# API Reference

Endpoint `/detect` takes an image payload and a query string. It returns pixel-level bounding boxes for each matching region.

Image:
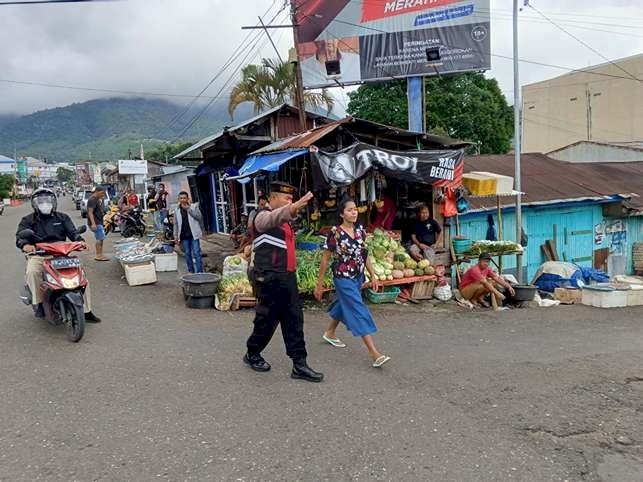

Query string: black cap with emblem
[270,181,297,196]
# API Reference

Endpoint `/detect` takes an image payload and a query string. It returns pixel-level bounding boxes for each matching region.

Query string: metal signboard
[294,0,491,89]
[118,160,148,176]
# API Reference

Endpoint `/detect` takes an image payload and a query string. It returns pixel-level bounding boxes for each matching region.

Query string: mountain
[0,97,253,162]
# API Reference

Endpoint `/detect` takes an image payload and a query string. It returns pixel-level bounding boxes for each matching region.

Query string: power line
[0,78,234,99]
[314,15,643,85]
[527,4,643,84]
[156,0,283,138]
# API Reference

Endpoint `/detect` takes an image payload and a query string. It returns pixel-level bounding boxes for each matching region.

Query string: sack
[222,255,248,277]
[434,284,453,301]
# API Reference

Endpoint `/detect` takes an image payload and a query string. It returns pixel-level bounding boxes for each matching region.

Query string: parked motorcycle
[121,207,146,238]
[18,226,88,342]
[103,205,124,235]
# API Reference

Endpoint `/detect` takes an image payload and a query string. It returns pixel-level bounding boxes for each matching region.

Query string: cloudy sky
[0,0,641,116]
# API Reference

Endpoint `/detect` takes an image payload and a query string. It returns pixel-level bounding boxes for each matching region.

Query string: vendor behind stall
[460,253,515,308]
[370,193,396,231]
[409,204,442,262]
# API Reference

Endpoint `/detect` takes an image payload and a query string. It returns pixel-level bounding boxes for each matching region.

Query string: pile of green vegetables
[217,274,253,307]
[367,229,435,281]
[296,229,323,245]
[296,249,333,294]
[463,240,522,257]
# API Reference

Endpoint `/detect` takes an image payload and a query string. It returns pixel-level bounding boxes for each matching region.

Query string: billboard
[118,160,148,176]
[75,163,93,186]
[294,0,491,89]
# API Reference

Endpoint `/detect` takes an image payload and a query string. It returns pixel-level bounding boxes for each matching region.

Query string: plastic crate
[296,241,320,251]
[124,261,157,286]
[462,173,497,196]
[154,252,178,272]
[365,286,401,304]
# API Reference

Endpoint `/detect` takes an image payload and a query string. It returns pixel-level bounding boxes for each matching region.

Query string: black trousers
[246,271,307,361]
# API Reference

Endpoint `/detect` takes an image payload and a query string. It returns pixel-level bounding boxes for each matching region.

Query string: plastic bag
[222,255,248,277]
[434,284,453,301]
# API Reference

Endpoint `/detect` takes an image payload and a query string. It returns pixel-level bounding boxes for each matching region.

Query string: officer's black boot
[291,359,324,383]
[243,353,271,372]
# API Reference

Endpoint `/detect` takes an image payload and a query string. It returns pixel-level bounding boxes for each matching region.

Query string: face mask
[38,201,54,215]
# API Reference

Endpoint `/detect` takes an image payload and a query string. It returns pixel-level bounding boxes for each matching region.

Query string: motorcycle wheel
[136,225,146,237]
[122,226,135,238]
[62,299,85,343]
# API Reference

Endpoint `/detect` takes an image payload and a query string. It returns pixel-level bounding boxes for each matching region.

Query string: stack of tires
[634,242,643,274]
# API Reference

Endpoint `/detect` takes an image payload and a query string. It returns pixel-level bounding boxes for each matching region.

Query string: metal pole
[290,0,307,132]
[513,0,523,283]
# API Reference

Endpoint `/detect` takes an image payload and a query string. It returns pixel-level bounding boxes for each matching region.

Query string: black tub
[511,284,537,302]
[181,273,221,309]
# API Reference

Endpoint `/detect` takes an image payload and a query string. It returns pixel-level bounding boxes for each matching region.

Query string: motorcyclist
[16,188,101,322]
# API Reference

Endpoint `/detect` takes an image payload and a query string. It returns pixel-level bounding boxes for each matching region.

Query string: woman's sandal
[372,355,391,368]
[323,334,347,348]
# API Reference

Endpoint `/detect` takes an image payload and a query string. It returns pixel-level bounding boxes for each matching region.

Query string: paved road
[0,199,642,481]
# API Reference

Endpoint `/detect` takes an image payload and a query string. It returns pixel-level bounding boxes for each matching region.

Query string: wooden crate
[231,294,257,311]
[411,280,435,300]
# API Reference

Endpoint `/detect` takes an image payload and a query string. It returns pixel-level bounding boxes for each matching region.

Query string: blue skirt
[328,275,378,337]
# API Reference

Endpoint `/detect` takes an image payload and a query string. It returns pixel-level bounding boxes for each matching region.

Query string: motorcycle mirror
[77,225,88,234]
[17,229,36,240]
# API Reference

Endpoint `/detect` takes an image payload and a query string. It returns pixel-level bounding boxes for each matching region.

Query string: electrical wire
[527,4,643,83]
[155,0,283,138]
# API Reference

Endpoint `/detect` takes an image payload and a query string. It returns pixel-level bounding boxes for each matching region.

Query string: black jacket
[16,212,83,249]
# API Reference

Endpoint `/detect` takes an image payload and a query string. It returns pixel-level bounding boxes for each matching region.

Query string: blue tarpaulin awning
[232,149,308,184]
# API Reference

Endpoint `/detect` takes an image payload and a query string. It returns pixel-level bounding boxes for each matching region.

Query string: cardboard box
[554,288,582,305]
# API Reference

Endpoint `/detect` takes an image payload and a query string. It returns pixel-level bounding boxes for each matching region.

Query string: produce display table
[379,275,437,286]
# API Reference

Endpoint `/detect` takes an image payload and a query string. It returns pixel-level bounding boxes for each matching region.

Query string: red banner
[361,0,461,23]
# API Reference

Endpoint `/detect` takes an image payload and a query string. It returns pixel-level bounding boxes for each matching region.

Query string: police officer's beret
[270,181,297,195]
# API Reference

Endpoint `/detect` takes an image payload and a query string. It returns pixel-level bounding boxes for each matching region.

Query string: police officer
[16,188,101,322]
[244,182,323,383]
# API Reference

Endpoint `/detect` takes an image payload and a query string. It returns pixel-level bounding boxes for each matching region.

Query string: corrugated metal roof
[253,116,468,154]
[465,153,643,211]
[173,104,332,160]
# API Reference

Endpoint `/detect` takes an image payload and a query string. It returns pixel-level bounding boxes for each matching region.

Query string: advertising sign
[75,163,93,186]
[118,159,148,176]
[17,159,27,182]
[311,142,464,189]
[294,0,491,89]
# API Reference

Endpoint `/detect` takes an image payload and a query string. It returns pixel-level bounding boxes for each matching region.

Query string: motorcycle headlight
[61,276,80,289]
[45,273,60,287]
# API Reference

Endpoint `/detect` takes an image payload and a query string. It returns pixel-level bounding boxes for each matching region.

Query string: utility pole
[513,0,523,283]
[290,0,307,132]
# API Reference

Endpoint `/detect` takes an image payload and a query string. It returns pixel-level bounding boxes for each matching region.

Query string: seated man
[460,252,515,308]
[409,204,442,262]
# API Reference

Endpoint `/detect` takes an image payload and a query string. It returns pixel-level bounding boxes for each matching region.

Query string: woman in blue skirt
[314,197,391,367]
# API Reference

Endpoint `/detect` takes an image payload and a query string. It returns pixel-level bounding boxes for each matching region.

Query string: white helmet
[31,188,57,216]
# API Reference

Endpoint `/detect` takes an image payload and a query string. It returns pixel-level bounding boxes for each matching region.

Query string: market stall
[450,172,524,285]
[224,119,469,302]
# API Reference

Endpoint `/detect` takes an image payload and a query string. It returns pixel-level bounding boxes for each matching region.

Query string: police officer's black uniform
[244,182,323,383]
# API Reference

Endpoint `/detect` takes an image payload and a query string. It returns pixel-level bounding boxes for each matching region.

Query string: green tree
[145,142,194,163]
[0,174,16,199]
[347,74,514,154]
[57,166,75,183]
[228,58,334,118]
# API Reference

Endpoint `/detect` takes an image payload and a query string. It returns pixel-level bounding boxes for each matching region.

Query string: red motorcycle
[19,228,89,342]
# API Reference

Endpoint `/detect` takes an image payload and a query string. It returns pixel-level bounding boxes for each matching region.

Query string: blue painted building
[456,154,643,281]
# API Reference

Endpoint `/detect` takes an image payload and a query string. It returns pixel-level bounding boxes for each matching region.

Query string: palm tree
[228,58,334,119]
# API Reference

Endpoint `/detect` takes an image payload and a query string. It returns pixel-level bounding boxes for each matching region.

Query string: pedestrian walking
[154,183,169,232]
[314,196,391,368]
[244,181,323,383]
[86,186,109,262]
[173,191,204,273]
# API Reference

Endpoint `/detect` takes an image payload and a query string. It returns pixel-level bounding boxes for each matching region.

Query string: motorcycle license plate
[51,257,81,269]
